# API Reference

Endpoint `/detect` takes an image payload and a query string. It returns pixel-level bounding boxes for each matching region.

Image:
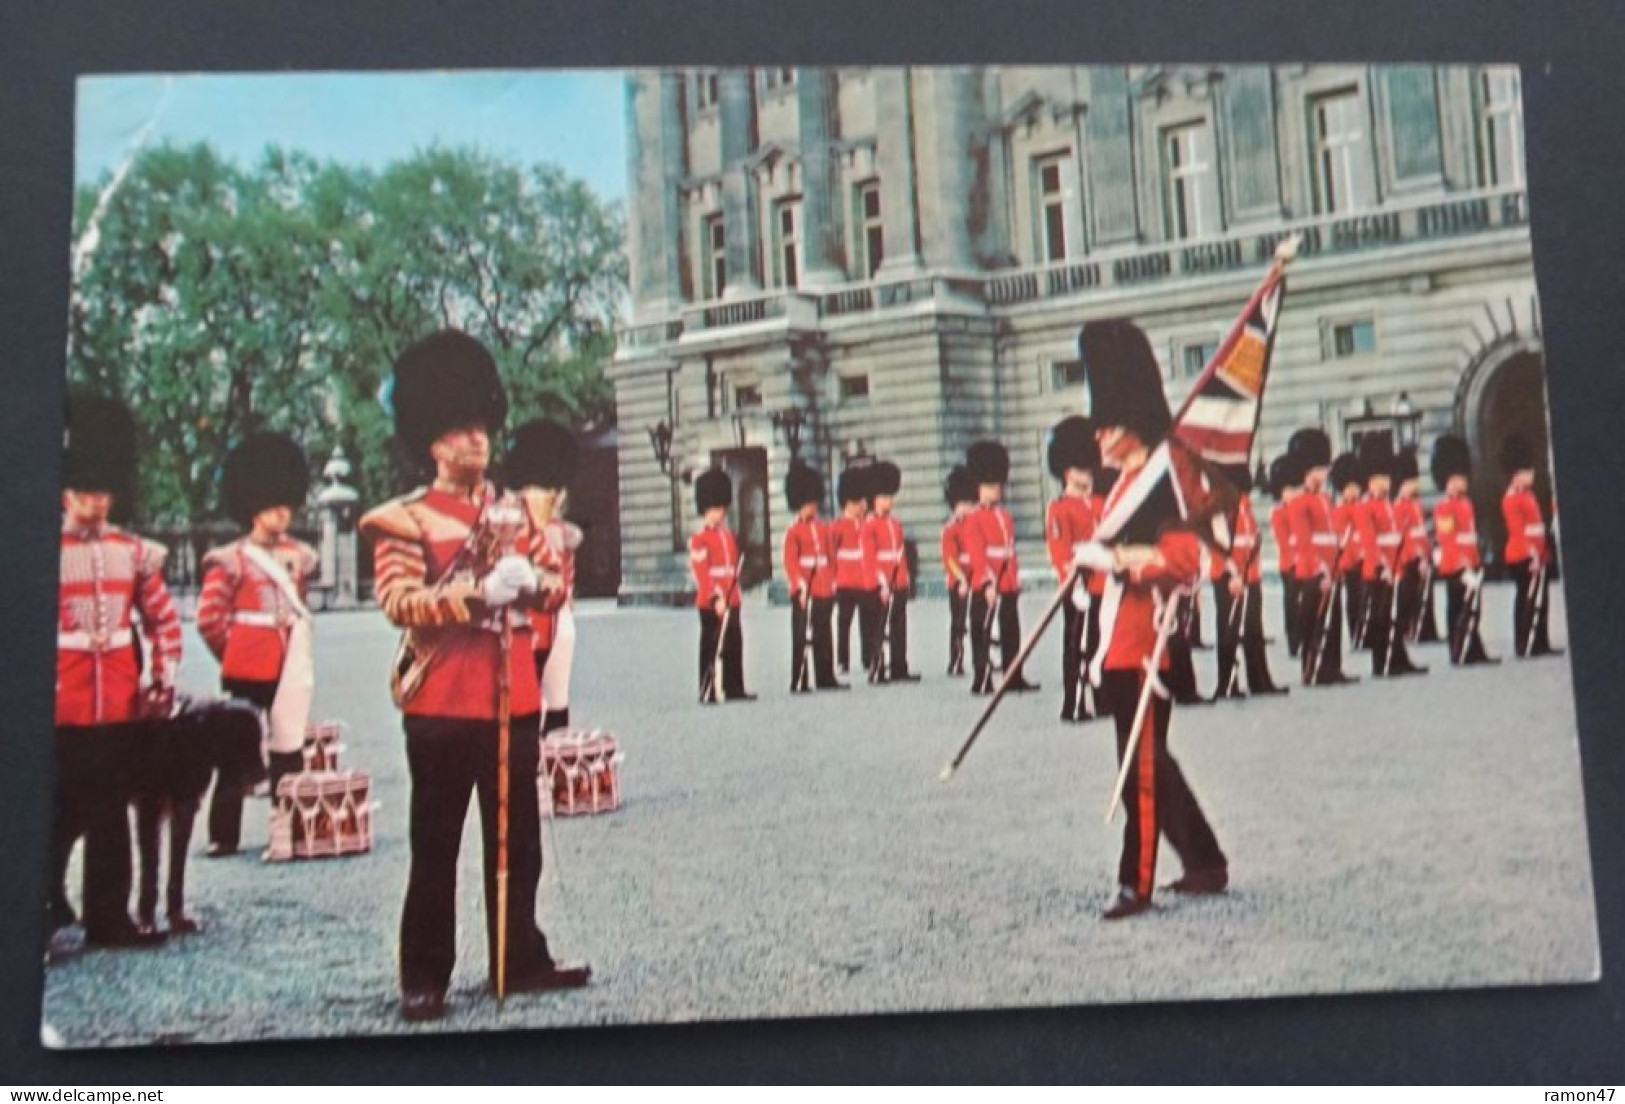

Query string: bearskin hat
[838,463,872,505]
[966,440,1010,486]
[389,330,508,460]
[1046,415,1099,481]
[868,460,902,498]
[784,459,824,511]
[1430,434,1472,491]
[1500,433,1536,474]
[1289,427,1332,469]
[223,432,308,527]
[1269,452,1307,499]
[944,465,976,508]
[506,418,578,491]
[694,468,733,514]
[1329,452,1363,493]
[1357,433,1396,485]
[62,392,138,500]
[1393,447,1420,485]
[1078,319,1171,444]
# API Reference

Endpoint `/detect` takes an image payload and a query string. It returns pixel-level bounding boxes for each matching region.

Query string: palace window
[838,373,871,403]
[694,71,720,111]
[1310,90,1372,214]
[1034,153,1069,262]
[703,214,727,300]
[1179,338,1221,379]
[854,181,884,279]
[1479,68,1525,188]
[734,384,763,410]
[1049,359,1088,391]
[1327,318,1377,359]
[1163,123,1221,241]
[760,68,796,93]
[773,200,802,290]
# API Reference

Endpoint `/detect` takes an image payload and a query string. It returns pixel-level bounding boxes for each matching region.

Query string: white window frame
[774,199,802,290]
[1163,121,1220,241]
[1033,152,1070,263]
[704,213,727,300]
[1479,68,1525,188]
[856,180,884,280]
[1310,90,1371,214]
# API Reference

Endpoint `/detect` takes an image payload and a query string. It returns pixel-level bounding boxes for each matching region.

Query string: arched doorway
[1455,338,1552,571]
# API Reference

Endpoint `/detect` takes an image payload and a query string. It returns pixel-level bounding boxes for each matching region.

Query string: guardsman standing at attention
[963,440,1038,696]
[691,468,755,702]
[1353,436,1426,677]
[941,466,976,677]
[830,465,871,677]
[782,459,844,692]
[1070,319,1228,921]
[360,330,589,1023]
[1501,434,1561,658]
[1269,452,1306,659]
[1329,451,1368,651]
[1288,428,1356,686]
[861,460,919,683]
[1211,468,1288,700]
[196,431,319,858]
[1392,447,1435,645]
[52,393,182,949]
[1045,415,1102,722]
[1430,434,1497,666]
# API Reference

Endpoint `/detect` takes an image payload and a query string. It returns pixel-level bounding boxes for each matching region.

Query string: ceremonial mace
[486,497,527,1009]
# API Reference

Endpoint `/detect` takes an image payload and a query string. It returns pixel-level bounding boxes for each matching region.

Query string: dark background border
[4,0,1622,1082]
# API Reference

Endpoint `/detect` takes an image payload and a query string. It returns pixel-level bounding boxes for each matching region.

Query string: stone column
[719,68,762,297]
[913,68,979,271]
[874,67,923,275]
[797,68,845,285]
[625,70,688,316]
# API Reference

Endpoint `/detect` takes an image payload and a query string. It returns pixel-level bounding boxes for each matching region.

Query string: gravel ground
[40,581,1598,1048]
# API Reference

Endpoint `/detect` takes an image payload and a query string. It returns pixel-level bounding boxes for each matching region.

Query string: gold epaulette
[359,489,429,542]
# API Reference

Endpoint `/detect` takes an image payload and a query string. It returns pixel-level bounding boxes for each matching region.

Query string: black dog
[131,697,263,935]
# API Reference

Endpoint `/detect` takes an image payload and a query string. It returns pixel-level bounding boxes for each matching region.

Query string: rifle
[793,584,814,693]
[1305,523,1355,686]
[1451,566,1485,664]
[1222,535,1264,698]
[1522,559,1548,657]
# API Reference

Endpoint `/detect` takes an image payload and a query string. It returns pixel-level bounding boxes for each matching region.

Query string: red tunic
[1270,500,1296,576]
[1098,466,1201,672]
[1502,487,1548,566]
[361,486,545,720]
[1395,496,1429,567]
[57,522,183,727]
[195,536,318,683]
[1357,495,1402,582]
[689,523,743,608]
[1334,499,1366,575]
[1287,491,1340,581]
[782,515,835,600]
[963,504,1020,595]
[940,515,971,591]
[1226,495,1265,585]
[1046,494,1104,595]
[861,512,911,591]
[1433,495,1482,574]
[830,514,870,591]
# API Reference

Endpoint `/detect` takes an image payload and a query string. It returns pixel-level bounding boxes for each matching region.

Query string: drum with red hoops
[266,770,374,861]
[539,730,623,817]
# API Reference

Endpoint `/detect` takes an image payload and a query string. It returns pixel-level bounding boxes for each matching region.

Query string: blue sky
[75,70,628,201]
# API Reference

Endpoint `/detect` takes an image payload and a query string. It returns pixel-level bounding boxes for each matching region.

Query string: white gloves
[482,554,538,607]
[1463,567,1484,594]
[1071,541,1115,574]
[1069,578,1091,611]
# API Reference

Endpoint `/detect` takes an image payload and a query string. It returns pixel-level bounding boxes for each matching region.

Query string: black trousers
[1365,577,1418,675]
[835,589,863,672]
[1412,564,1441,642]
[790,595,838,690]
[866,591,911,680]
[1510,559,1556,656]
[1298,575,1348,684]
[1345,572,1369,651]
[208,677,275,850]
[1280,572,1302,658]
[1214,580,1279,694]
[969,589,1023,692]
[856,590,882,676]
[698,606,747,701]
[52,723,142,938]
[1443,571,1492,664]
[947,586,968,674]
[400,712,551,994]
[1100,669,1227,900]
[1060,594,1100,718]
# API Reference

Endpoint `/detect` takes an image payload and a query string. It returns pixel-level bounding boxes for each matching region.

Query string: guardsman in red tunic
[505,418,581,736]
[1287,428,1357,686]
[1430,435,1497,665]
[360,331,589,1024]
[830,466,871,676]
[963,440,1039,696]
[52,394,180,949]
[861,460,919,683]
[1211,473,1288,700]
[1392,447,1436,645]
[195,432,318,857]
[1500,434,1561,658]
[782,460,843,693]
[1354,436,1427,677]
[1329,452,1369,651]
[1269,452,1306,659]
[1045,415,1102,722]
[690,468,754,702]
[1072,320,1228,921]
[940,466,976,677]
